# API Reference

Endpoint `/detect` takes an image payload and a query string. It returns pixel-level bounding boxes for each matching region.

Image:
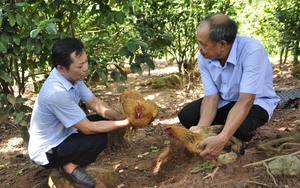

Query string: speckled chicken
[154,124,244,179]
[120,89,159,129]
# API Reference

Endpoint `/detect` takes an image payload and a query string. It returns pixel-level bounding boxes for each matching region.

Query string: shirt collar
[226,36,238,66]
[52,68,76,91]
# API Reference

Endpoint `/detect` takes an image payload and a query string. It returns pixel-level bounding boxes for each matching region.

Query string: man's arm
[74,117,130,135]
[218,92,255,142]
[190,93,219,131]
[198,92,255,160]
[72,96,130,135]
[84,95,124,120]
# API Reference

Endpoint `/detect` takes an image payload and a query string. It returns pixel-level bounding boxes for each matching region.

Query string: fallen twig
[243,151,300,168]
[263,161,277,186]
[246,180,270,187]
[258,136,299,152]
[278,143,300,151]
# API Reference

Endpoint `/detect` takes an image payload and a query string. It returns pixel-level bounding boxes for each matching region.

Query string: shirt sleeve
[48,91,86,128]
[77,81,94,101]
[240,46,268,95]
[198,53,218,96]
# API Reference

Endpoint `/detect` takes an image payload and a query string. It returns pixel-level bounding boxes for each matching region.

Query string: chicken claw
[203,166,219,180]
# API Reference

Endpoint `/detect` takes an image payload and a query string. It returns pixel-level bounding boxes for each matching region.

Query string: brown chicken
[120,89,159,129]
[154,124,244,179]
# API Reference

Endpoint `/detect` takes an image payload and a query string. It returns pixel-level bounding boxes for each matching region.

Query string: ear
[56,65,66,74]
[219,40,227,47]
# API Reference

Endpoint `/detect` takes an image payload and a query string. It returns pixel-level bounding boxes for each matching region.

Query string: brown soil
[0,61,299,188]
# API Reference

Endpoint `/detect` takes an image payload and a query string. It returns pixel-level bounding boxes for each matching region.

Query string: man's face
[196,23,223,60]
[60,50,88,84]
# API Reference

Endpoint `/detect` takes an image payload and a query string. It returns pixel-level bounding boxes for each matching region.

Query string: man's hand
[197,135,227,160]
[119,118,131,128]
[189,125,201,132]
[189,125,209,132]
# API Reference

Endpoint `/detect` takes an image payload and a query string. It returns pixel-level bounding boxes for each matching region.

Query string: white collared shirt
[28,68,93,165]
[198,35,280,119]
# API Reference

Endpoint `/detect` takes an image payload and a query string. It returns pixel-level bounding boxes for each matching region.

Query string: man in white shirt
[28,37,130,188]
[178,14,280,160]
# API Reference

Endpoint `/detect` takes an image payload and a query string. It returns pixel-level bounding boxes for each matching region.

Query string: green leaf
[45,23,57,35]
[145,58,155,70]
[159,33,174,41]
[0,9,3,28]
[16,13,23,26]
[0,70,11,83]
[110,70,121,82]
[114,64,128,81]
[67,3,81,12]
[30,29,40,39]
[16,97,28,104]
[19,105,32,113]
[134,40,148,49]
[16,169,23,176]
[15,112,25,124]
[16,2,30,7]
[190,161,212,174]
[7,12,16,27]
[135,54,154,69]
[130,63,143,75]
[126,41,136,52]
[37,20,52,30]
[1,34,9,45]
[34,42,41,53]
[7,94,16,105]
[150,145,160,152]
[13,36,20,45]
[117,85,126,93]
[0,41,7,53]
[119,46,132,57]
[44,38,53,50]
[112,11,125,24]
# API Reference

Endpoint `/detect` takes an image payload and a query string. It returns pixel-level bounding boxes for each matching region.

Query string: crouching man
[28,37,130,188]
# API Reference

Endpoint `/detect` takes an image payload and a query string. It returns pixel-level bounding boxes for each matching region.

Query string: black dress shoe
[61,166,96,188]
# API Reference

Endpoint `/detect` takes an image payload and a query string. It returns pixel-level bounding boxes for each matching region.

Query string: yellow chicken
[120,89,159,129]
[154,124,244,179]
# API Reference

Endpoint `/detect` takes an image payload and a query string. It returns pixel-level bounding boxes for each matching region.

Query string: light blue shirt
[198,35,280,119]
[28,68,93,165]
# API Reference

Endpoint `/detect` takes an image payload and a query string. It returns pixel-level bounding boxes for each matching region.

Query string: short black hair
[203,14,237,44]
[51,37,85,70]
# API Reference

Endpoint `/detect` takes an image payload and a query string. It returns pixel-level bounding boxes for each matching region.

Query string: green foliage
[1,0,299,144]
[233,0,280,56]
[155,0,236,74]
[0,93,32,126]
[275,0,300,64]
[191,161,212,174]
[0,1,59,132]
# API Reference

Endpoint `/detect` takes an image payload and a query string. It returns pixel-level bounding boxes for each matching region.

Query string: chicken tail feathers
[225,136,245,156]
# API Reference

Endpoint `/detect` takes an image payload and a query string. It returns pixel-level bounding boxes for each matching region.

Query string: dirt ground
[0,60,299,188]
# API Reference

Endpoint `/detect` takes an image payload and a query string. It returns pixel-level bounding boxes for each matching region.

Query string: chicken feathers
[155,124,245,179]
[164,125,219,154]
[120,89,159,129]
[164,124,244,156]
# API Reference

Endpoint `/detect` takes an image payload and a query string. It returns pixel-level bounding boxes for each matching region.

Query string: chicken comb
[163,125,174,138]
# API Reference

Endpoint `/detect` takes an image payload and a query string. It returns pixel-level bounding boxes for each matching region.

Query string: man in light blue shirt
[178,14,280,161]
[28,37,131,188]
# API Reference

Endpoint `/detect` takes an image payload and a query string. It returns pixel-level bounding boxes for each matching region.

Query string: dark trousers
[43,114,108,169]
[178,98,269,142]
